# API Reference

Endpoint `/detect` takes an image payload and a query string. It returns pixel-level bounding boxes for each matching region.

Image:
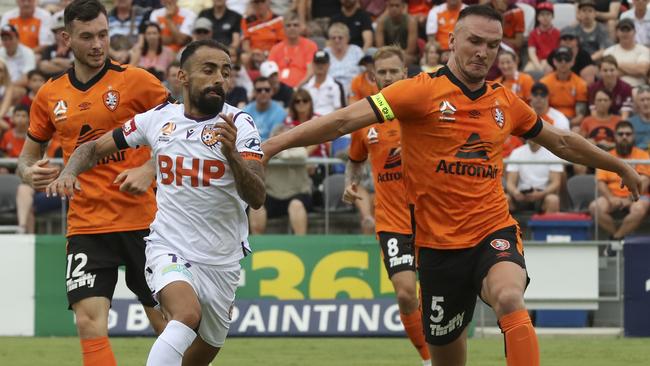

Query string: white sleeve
[425,6,440,36]
[179,9,197,36]
[234,112,264,157]
[120,112,151,148]
[37,8,54,46]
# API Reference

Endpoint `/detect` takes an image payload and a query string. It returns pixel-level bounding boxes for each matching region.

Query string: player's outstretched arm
[262,99,380,162]
[46,131,121,199]
[532,121,643,200]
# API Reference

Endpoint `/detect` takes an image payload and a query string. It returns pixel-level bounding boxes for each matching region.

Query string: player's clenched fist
[217,112,238,157]
[46,173,81,200]
[342,183,363,204]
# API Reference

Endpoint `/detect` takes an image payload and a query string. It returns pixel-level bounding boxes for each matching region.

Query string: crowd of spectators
[1,0,650,240]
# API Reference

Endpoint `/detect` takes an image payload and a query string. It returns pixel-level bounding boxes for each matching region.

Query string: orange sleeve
[27,83,55,142]
[368,73,432,122]
[348,128,368,162]
[509,91,542,138]
[128,67,169,111]
[576,78,588,103]
[521,74,533,101]
[241,18,250,39]
[276,21,286,40]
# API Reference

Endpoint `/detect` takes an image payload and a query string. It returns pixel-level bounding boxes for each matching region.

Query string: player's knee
[288,199,306,214]
[395,287,418,311]
[174,307,202,330]
[74,310,105,336]
[493,288,525,315]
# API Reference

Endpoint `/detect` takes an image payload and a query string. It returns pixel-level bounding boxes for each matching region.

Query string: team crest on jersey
[201,124,220,147]
[490,239,510,251]
[492,107,505,129]
[53,100,68,122]
[102,90,120,111]
[367,127,379,144]
[439,100,457,122]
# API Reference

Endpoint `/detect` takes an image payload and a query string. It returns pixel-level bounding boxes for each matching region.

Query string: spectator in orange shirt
[590,120,650,245]
[524,2,559,75]
[148,0,196,52]
[0,104,28,158]
[581,89,621,150]
[348,53,378,104]
[490,0,524,52]
[267,11,318,88]
[496,50,533,101]
[541,46,589,127]
[241,0,286,53]
[426,0,465,51]
[0,0,54,52]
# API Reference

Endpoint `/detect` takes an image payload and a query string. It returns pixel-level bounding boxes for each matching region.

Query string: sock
[146,320,197,366]
[400,310,431,361]
[498,309,540,366]
[80,336,116,366]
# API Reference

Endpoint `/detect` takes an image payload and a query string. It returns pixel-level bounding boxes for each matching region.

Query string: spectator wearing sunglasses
[540,46,589,128]
[603,18,650,87]
[243,76,287,140]
[259,60,294,108]
[590,120,650,249]
[549,27,597,85]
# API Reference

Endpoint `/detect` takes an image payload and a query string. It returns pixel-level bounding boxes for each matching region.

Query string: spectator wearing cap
[541,47,588,127]
[603,18,650,87]
[375,0,418,64]
[0,24,36,87]
[530,82,571,131]
[580,88,621,151]
[497,50,534,101]
[108,0,149,47]
[149,0,196,53]
[130,22,176,74]
[0,0,54,51]
[348,51,378,104]
[331,0,374,51]
[620,0,650,48]
[243,76,287,141]
[426,0,465,52]
[629,85,650,150]
[241,0,285,53]
[588,55,633,119]
[260,60,294,107]
[38,14,73,78]
[325,22,364,99]
[267,11,318,88]
[524,1,560,75]
[303,50,346,115]
[197,0,242,52]
[566,0,612,62]
[550,27,597,81]
[191,17,214,41]
[489,0,525,52]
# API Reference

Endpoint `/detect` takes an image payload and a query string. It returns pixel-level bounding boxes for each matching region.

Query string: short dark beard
[192,85,225,116]
[616,142,633,157]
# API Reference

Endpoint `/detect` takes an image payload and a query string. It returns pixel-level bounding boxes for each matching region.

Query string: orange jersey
[28,60,168,236]
[349,121,411,235]
[495,72,534,101]
[241,13,286,52]
[0,129,26,157]
[367,67,541,250]
[597,147,650,197]
[349,72,379,103]
[540,72,588,118]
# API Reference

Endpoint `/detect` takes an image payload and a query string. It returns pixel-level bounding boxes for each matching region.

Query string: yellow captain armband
[369,92,395,121]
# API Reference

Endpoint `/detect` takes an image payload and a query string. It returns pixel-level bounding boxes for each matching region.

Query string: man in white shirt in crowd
[529,82,571,131]
[0,24,35,88]
[505,139,564,214]
[620,0,650,47]
[303,50,346,115]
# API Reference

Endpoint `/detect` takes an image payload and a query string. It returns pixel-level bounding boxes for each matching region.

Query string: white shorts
[145,243,240,347]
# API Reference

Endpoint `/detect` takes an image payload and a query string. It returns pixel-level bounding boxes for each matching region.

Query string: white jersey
[119,102,263,265]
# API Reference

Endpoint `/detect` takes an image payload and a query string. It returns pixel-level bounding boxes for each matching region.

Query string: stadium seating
[0,175,21,233]
[552,3,577,31]
[566,174,596,212]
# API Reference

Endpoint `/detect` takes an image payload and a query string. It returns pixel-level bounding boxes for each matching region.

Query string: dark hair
[142,22,163,56]
[593,88,613,101]
[254,76,270,86]
[289,88,314,121]
[615,120,634,132]
[180,40,230,69]
[599,55,618,69]
[13,104,30,115]
[27,69,46,80]
[64,0,108,29]
[458,4,503,24]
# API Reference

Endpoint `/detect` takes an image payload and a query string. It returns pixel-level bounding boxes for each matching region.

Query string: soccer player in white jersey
[46,39,266,366]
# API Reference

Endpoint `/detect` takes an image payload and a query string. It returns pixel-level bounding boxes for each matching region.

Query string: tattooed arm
[226,154,266,209]
[342,159,366,204]
[17,137,59,190]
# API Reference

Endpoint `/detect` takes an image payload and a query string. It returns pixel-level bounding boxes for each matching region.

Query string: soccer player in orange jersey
[262,5,644,366]
[17,1,167,365]
[343,46,431,366]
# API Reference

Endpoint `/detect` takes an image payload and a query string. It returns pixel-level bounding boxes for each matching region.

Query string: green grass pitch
[1,336,649,365]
